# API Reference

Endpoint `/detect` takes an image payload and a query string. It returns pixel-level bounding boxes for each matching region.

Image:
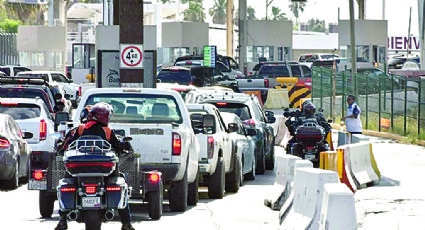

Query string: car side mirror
[202,114,216,133]
[245,127,257,136]
[328,119,333,123]
[122,136,133,142]
[54,112,69,131]
[318,108,324,113]
[54,93,62,100]
[228,123,238,133]
[54,101,65,112]
[64,94,71,100]
[22,132,33,139]
[265,110,274,117]
[283,111,291,118]
[266,116,276,124]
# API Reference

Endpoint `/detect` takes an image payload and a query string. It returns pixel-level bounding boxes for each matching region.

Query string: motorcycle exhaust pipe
[68,210,79,221]
[105,209,115,221]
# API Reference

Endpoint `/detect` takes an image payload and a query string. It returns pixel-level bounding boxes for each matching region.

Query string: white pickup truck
[68,88,200,212]
[187,104,241,198]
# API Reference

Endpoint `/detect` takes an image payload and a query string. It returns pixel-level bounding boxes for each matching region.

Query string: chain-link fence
[311,67,425,140]
[0,33,19,65]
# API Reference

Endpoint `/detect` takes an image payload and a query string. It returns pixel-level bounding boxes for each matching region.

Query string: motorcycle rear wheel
[84,210,102,230]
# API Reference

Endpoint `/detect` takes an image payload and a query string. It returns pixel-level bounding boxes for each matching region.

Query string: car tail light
[33,171,44,180]
[65,162,115,168]
[264,79,269,88]
[248,119,256,125]
[78,86,82,96]
[216,102,227,106]
[0,138,10,148]
[0,102,18,105]
[60,187,76,192]
[207,136,214,159]
[84,184,98,194]
[237,74,244,79]
[106,187,121,191]
[248,72,253,77]
[172,133,181,155]
[186,61,192,65]
[149,173,160,183]
[188,81,193,85]
[39,119,47,141]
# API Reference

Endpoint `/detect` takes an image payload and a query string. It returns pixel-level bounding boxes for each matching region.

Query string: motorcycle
[56,135,133,230]
[284,109,331,168]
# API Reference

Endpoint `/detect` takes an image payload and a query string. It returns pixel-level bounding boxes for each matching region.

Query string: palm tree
[209,0,226,25]
[289,2,306,28]
[247,5,256,20]
[271,6,288,21]
[5,2,46,25]
[183,1,206,22]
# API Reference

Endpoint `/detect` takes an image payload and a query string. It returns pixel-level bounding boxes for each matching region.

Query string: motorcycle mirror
[318,108,324,113]
[123,137,133,142]
[328,119,333,123]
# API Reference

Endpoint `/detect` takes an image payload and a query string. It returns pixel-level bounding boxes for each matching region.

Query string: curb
[330,123,425,147]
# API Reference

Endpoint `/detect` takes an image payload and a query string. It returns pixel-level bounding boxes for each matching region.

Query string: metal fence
[311,67,425,139]
[0,33,19,65]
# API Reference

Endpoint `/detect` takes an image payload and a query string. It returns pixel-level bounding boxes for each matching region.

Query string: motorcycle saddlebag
[64,154,117,176]
[106,176,129,209]
[57,178,76,210]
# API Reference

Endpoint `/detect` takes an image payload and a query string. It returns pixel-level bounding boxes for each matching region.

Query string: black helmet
[303,102,316,116]
[88,102,113,126]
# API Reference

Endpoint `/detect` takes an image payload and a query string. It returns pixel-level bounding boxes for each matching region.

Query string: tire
[187,168,199,206]
[208,157,225,199]
[169,170,188,212]
[256,146,266,175]
[3,160,19,190]
[84,210,102,230]
[244,158,256,181]
[147,183,163,220]
[20,159,29,184]
[39,191,55,218]
[225,155,241,193]
[266,141,275,170]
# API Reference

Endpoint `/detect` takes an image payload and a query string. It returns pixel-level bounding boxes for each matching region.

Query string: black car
[0,113,32,190]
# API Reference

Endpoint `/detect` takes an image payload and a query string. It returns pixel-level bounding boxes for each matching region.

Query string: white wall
[162,22,209,49]
[338,20,387,46]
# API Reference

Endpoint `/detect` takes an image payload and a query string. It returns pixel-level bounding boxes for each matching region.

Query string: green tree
[247,5,256,20]
[0,0,6,22]
[0,18,22,33]
[183,1,206,22]
[5,2,46,25]
[181,0,203,3]
[289,1,306,27]
[306,18,326,32]
[209,0,226,25]
[270,6,288,21]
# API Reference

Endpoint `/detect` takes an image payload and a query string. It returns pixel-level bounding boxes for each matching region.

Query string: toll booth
[17,26,66,72]
[338,20,388,70]
[161,22,209,65]
[95,25,157,87]
[246,20,293,73]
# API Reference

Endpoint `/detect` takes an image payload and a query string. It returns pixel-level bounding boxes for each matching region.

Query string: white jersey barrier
[345,142,381,188]
[319,183,357,230]
[271,115,287,146]
[280,168,339,230]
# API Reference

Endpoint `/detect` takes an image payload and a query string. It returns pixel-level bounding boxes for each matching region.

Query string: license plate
[305,154,315,160]
[29,180,47,190]
[82,197,101,208]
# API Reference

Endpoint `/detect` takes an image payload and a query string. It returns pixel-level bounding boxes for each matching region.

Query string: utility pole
[349,0,357,96]
[419,0,425,69]
[113,0,144,85]
[227,0,234,57]
[239,0,247,75]
[357,0,365,19]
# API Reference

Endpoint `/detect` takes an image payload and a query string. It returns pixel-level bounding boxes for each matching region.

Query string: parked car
[200,92,276,174]
[187,103,240,197]
[0,65,31,77]
[157,66,215,86]
[388,56,420,70]
[220,112,257,180]
[298,53,340,68]
[184,86,234,104]
[16,71,81,108]
[0,113,32,190]
[174,57,245,80]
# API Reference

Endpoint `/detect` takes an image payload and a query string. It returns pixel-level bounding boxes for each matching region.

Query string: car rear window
[0,89,53,112]
[0,67,10,76]
[17,73,49,82]
[0,103,41,120]
[258,65,290,77]
[212,102,252,121]
[157,69,192,84]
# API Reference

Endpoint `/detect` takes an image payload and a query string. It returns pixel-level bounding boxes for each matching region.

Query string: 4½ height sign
[120,44,144,68]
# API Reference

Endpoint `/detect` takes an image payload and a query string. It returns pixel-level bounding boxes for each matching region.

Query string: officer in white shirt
[341,95,362,134]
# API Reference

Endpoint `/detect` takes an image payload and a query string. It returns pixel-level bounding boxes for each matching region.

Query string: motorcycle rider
[55,102,135,230]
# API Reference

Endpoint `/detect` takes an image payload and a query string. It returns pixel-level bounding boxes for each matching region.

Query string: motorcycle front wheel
[84,210,102,230]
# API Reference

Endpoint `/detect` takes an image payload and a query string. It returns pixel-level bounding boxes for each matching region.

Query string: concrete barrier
[346,142,381,188]
[338,131,349,147]
[280,168,339,230]
[264,88,290,109]
[319,183,357,230]
[269,115,287,146]
[320,151,338,171]
[351,134,370,144]
[337,146,357,193]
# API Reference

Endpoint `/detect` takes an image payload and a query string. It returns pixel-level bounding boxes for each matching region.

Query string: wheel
[266,141,275,170]
[84,210,102,230]
[39,191,55,218]
[256,146,266,175]
[187,168,199,206]
[147,183,163,220]
[3,160,19,190]
[169,170,188,212]
[225,155,241,193]
[244,158,256,181]
[208,157,225,199]
[19,159,29,184]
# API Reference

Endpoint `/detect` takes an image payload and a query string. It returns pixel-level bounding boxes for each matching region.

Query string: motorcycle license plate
[28,180,47,190]
[82,197,101,208]
[305,154,315,160]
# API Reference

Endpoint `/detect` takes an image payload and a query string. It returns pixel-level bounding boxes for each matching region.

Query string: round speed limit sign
[120,44,144,68]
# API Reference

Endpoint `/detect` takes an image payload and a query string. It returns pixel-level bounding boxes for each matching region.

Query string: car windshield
[258,65,290,77]
[319,54,338,60]
[212,102,252,121]
[84,93,183,124]
[157,69,192,84]
[0,103,41,120]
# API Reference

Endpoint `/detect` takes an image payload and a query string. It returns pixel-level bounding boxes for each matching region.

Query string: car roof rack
[0,75,50,86]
